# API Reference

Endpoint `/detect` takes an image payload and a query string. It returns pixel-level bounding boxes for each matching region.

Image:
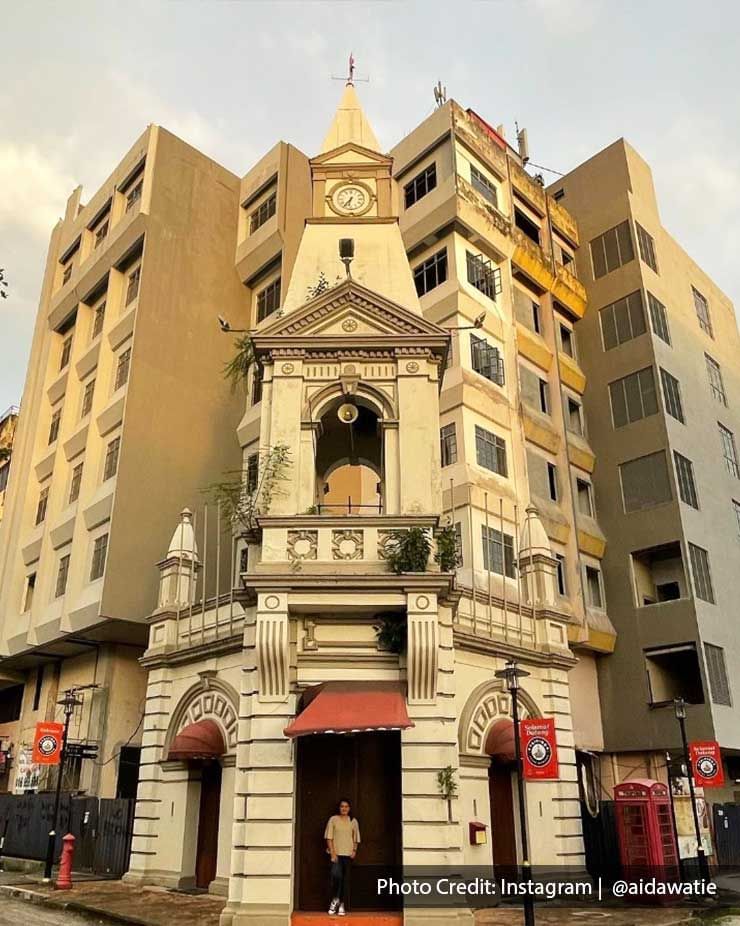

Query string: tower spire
[320,76,380,154]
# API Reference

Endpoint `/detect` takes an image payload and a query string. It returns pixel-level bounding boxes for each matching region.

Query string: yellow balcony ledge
[568,623,616,654]
[512,230,556,292]
[577,525,607,559]
[516,323,553,372]
[559,352,586,394]
[567,436,596,474]
[552,264,587,319]
[522,407,561,454]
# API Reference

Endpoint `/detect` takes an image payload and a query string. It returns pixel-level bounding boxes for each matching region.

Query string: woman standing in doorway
[325,798,360,916]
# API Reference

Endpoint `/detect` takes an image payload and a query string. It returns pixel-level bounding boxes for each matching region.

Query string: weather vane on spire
[348,52,355,86]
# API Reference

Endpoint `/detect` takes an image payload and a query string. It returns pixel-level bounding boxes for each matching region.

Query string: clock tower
[279,83,418,316]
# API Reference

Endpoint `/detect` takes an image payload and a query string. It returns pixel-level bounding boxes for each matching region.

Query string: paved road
[0,895,112,926]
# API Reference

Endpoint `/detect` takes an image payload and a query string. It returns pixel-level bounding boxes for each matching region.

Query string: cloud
[0,143,73,238]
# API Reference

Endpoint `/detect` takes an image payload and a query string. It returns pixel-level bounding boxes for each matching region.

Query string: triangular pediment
[311,142,391,168]
[253,279,449,348]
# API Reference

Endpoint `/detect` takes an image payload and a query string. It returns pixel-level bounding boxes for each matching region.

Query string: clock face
[332,184,369,215]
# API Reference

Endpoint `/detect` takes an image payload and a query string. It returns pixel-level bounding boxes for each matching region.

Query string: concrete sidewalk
[0,876,727,926]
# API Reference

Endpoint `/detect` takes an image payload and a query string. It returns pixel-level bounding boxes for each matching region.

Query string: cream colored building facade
[552,141,740,799]
[124,88,612,924]
[0,128,248,795]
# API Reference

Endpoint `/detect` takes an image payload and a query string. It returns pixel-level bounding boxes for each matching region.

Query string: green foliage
[434,525,460,573]
[383,527,431,575]
[206,443,291,535]
[306,272,332,300]
[437,765,458,801]
[373,611,407,655]
[223,334,255,392]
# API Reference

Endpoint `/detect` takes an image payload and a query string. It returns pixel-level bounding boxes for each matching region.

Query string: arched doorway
[168,718,225,891]
[315,399,383,514]
[486,719,518,870]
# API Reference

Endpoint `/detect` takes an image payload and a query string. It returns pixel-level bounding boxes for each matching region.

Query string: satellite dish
[338,403,359,424]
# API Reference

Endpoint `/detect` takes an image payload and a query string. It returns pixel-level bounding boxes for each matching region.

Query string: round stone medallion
[281,362,295,374]
[406,361,420,373]
[265,595,280,610]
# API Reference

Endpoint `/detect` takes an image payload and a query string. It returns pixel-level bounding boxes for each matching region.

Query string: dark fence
[581,799,621,880]
[714,802,740,867]
[0,793,134,876]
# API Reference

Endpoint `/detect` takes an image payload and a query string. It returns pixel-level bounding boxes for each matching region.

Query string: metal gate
[0,793,134,876]
[581,800,621,881]
[713,803,740,866]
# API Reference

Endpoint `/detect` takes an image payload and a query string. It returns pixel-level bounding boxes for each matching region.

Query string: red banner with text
[522,717,559,780]
[689,740,724,788]
[32,721,64,765]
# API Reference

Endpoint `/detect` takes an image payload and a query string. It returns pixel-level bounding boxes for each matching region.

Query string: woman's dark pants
[330,856,351,903]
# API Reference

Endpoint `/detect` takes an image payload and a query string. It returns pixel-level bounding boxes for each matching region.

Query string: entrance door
[296,731,402,911]
[489,761,517,869]
[195,762,222,889]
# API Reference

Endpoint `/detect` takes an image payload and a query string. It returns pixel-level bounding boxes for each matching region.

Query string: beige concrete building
[0,127,248,796]
[0,406,19,529]
[124,87,614,924]
[553,140,740,800]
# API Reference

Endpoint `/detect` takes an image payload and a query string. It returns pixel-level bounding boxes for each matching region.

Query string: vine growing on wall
[206,443,292,537]
[434,525,461,573]
[223,333,256,392]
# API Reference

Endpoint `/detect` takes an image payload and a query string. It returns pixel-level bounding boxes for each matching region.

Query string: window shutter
[705,644,732,706]
[620,451,672,512]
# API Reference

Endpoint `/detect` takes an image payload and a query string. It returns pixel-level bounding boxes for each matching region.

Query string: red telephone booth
[614,779,679,873]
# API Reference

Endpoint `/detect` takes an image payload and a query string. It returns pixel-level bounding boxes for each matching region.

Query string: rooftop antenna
[434,80,447,108]
[515,121,530,165]
[331,53,369,86]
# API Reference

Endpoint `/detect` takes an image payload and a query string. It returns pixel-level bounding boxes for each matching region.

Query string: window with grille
[470,165,498,207]
[81,379,95,419]
[440,424,457,467]
[556,554,567,596]
[48,408,61,445]
[466,251,501,301]
[35,486,49,525]
[705,354,726,406]
[256,277,281,322]
[471,335,504,385]
[705,643,731,706]
[693,287,713,337]
[103,437,121,481]
[125,181,143,213]
[91,301,106,340]
[60,336,73,370]
[635,222,658,272]
[719,423,739,478]
[599,291,646,350]
[250,191,277,233]
[647,293,670,344]
[55,554,70,599]
[413,248,447,296]
[481,525,515,578]
[475,425,507,476]
[114,348,131,391]
[404,163,436,208]
[585,566,603,608]
[246,453,259,493]
[576,479,594,517]
[609,367,658,427]
[94,219,109,249]
[674,453,699,509]
[688,542,715,603]
[69,462,83,504]
[660,369,684,423]
[619,451,672,512]
[590,221,634,279]
[125,266,140,306]
[90,533,109,581]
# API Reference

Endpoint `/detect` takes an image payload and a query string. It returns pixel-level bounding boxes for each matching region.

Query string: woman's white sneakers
[328,899,339,915]
[338,903,346,916]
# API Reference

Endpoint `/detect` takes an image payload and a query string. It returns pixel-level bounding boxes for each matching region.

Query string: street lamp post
[673,697,710,881]
[43,689,82,882]
[495,660,535,926]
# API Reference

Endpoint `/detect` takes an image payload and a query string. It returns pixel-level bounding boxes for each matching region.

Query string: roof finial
[347,52,355,86]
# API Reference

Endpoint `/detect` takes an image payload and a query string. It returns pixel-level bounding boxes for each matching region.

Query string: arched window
[315,399,383,514]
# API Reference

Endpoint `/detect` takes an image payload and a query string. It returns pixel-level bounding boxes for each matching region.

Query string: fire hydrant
[55,833,75,890]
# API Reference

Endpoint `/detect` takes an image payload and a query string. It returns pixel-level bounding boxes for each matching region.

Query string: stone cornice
[453,628,577,669]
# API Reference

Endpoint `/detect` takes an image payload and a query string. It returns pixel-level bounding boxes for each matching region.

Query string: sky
[2,0,739,411]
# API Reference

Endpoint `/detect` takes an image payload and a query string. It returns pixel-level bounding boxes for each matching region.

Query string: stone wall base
[404,909,474,926]
[122,869,195,891]
[222,903,291,926]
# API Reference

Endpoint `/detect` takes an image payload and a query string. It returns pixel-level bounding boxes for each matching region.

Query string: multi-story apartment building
[0,405,19,527]
[553,140,740,799]
[123,86,614,922]
[0,127,248,796]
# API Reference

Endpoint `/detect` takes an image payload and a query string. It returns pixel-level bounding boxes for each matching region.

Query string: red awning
[168,719,225,760]
[485,718,516,763]
[284,682,414,738]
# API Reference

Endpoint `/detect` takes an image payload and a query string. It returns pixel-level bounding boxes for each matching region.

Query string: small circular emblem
[415,595,430,610]
[406,361,420,373]
[526,737,553,768]
[342,318,358,332]
[37,734,59,757]
[696,756,718,779]
[281,362,295,374]
[265,595,280,610]
[343,364,357,375]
